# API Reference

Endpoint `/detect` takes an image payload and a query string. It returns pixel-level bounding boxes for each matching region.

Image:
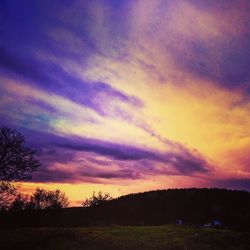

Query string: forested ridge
[1,188,250,230]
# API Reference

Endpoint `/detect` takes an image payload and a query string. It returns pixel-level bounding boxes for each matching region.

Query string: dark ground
[1,225,250,250]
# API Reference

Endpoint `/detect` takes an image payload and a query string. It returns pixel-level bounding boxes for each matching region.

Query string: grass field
[1,225,250,250]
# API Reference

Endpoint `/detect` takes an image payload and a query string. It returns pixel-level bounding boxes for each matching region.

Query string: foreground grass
[0,225,250,250]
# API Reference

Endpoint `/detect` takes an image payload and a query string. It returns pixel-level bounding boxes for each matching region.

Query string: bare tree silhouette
[0,126,40,181]
[0,126,40,210]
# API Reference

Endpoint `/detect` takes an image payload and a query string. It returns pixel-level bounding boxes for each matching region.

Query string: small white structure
[203,220,222,228]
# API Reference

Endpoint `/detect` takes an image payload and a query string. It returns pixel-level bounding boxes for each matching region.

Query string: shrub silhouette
[82,191,113,207]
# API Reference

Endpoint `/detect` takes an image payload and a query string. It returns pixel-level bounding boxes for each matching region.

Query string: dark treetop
[0,127,40,181]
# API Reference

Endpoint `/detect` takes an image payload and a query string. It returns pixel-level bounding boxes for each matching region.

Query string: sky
[0,0,250,205]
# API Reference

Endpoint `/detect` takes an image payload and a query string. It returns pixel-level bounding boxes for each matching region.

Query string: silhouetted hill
[91,188,250,230]
[1,188,250,230]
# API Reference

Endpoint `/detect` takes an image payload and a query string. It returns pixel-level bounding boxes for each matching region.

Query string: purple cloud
[167,1,250,91]
[7,127,211,183]
[171,38,250,90]
[212,178,250,191]
[0,47,142,114]
[0,0,143,124]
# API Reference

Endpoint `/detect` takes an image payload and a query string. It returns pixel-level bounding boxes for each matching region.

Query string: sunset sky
[1,0,250,205]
